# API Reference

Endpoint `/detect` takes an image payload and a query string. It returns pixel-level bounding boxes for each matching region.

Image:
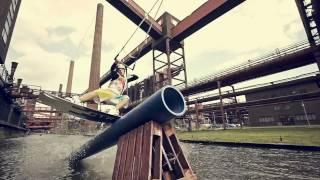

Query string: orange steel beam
[28,125,54,129]
[172,0,245,42]
[106,0,162,39]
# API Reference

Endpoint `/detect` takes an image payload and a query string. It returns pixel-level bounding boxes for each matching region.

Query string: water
[0,134,116,179]
[0,135,320,179]
[183,143,320,180]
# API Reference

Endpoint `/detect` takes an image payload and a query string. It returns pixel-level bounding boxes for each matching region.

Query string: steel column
[218,81,226,130]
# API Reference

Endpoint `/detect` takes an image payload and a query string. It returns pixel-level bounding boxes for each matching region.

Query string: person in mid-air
[70,61,138,116]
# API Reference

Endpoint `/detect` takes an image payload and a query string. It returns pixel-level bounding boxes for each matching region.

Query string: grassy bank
[177,126,320,146]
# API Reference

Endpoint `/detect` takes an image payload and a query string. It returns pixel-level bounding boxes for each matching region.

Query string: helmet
[117,63,126,70]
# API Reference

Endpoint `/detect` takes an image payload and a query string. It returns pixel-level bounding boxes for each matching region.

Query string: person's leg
[79,91,98,102]
[115,95,130,110]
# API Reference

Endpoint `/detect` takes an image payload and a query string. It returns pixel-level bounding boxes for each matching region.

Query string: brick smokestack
[58,84,63,97]
[88,3,103,110]
[66,60,74,95]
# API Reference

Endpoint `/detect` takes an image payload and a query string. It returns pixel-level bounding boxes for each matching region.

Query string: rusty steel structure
[99,0,246,86]
[91,0,320,131]
[186,72,320,125]
[187,72,320,105]
[181,41,320,96]
[9,82,80,131]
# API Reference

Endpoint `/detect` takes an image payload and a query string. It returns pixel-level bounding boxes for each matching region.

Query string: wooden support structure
[113,121,197,180]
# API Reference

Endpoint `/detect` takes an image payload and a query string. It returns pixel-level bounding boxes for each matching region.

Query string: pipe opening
[162,87,186,115]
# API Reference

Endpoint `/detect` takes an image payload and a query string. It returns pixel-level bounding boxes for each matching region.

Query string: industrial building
[0,0,21,64]
[246,74,320,126]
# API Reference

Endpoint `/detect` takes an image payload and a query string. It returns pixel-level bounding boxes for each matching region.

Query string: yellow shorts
[94,88,129,106]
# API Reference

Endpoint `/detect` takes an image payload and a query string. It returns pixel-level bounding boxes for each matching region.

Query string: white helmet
[117,63,126,70]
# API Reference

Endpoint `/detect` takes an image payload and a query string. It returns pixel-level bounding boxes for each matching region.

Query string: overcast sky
[5,0,319,94]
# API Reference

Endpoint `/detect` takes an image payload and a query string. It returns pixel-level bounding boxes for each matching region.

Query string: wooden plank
[169,134,191,169]
[124,129,138,179]
[151,122,162,179]
[139,122,153,180]
[117,134,130,180]
[162,129,185,179]
[113,121,196,180]
[133,124,144,180]
[163,123,197,180]
[112,136,125,180]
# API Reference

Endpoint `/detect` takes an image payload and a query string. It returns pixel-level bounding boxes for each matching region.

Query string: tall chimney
[66,60,74,96]
[58,84,63,97]
[88,3,103,110]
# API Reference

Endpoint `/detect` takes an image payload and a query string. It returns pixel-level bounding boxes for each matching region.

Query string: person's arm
[127,74,138,83]
[110,62,119,80]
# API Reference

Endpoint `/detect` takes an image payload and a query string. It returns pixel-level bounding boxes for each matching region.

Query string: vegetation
[177,126,320,146]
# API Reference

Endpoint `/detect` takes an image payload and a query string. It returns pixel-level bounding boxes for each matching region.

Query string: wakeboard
[38,92,119,124]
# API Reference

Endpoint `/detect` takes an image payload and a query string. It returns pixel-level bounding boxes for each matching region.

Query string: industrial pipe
[70,85,186,163]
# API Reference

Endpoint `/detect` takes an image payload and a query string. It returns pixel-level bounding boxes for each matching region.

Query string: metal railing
[188,71,320,102]
[180,41,314,89]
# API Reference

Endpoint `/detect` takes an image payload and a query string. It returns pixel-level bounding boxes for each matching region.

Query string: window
[4,21,9,34]
[308,114,316,120]
[2,30,7,44]
[10,3,15,18]
[300,89,307,94]
[7,14,12,27]
[274,106,280,111]
[259,116,274,123]
[295,114,317,121]
[12,0,17,8]
[284,105,290,110]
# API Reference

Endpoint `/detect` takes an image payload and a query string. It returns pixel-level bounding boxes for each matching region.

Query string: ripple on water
[0,134,116,179]
[0,135,320,179]
[181,143,320,180]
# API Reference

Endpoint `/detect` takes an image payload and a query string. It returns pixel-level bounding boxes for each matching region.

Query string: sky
[5,0,319,94]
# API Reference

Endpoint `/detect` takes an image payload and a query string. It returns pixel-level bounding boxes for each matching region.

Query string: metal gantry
[99,0,246,86]
[152,41,188,90]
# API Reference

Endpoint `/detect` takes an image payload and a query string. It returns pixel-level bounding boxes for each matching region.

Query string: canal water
[0,134,319,179]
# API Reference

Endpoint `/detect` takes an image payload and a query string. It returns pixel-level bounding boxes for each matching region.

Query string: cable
[74,15,96,61]
[114,0,164,64]
[124,0,164,71]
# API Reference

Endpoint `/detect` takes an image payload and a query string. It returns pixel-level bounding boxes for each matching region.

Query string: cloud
[46,26,76,37]
[36,36,89,59]
[102,42,115,53]
[6,47,26,60]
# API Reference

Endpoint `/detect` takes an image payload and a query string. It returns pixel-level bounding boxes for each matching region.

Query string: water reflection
[0,135,319,179]
[183,143,320,180]
[0,134,116,179]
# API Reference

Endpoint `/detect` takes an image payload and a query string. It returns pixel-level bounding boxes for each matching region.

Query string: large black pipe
[70,85,186,163]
